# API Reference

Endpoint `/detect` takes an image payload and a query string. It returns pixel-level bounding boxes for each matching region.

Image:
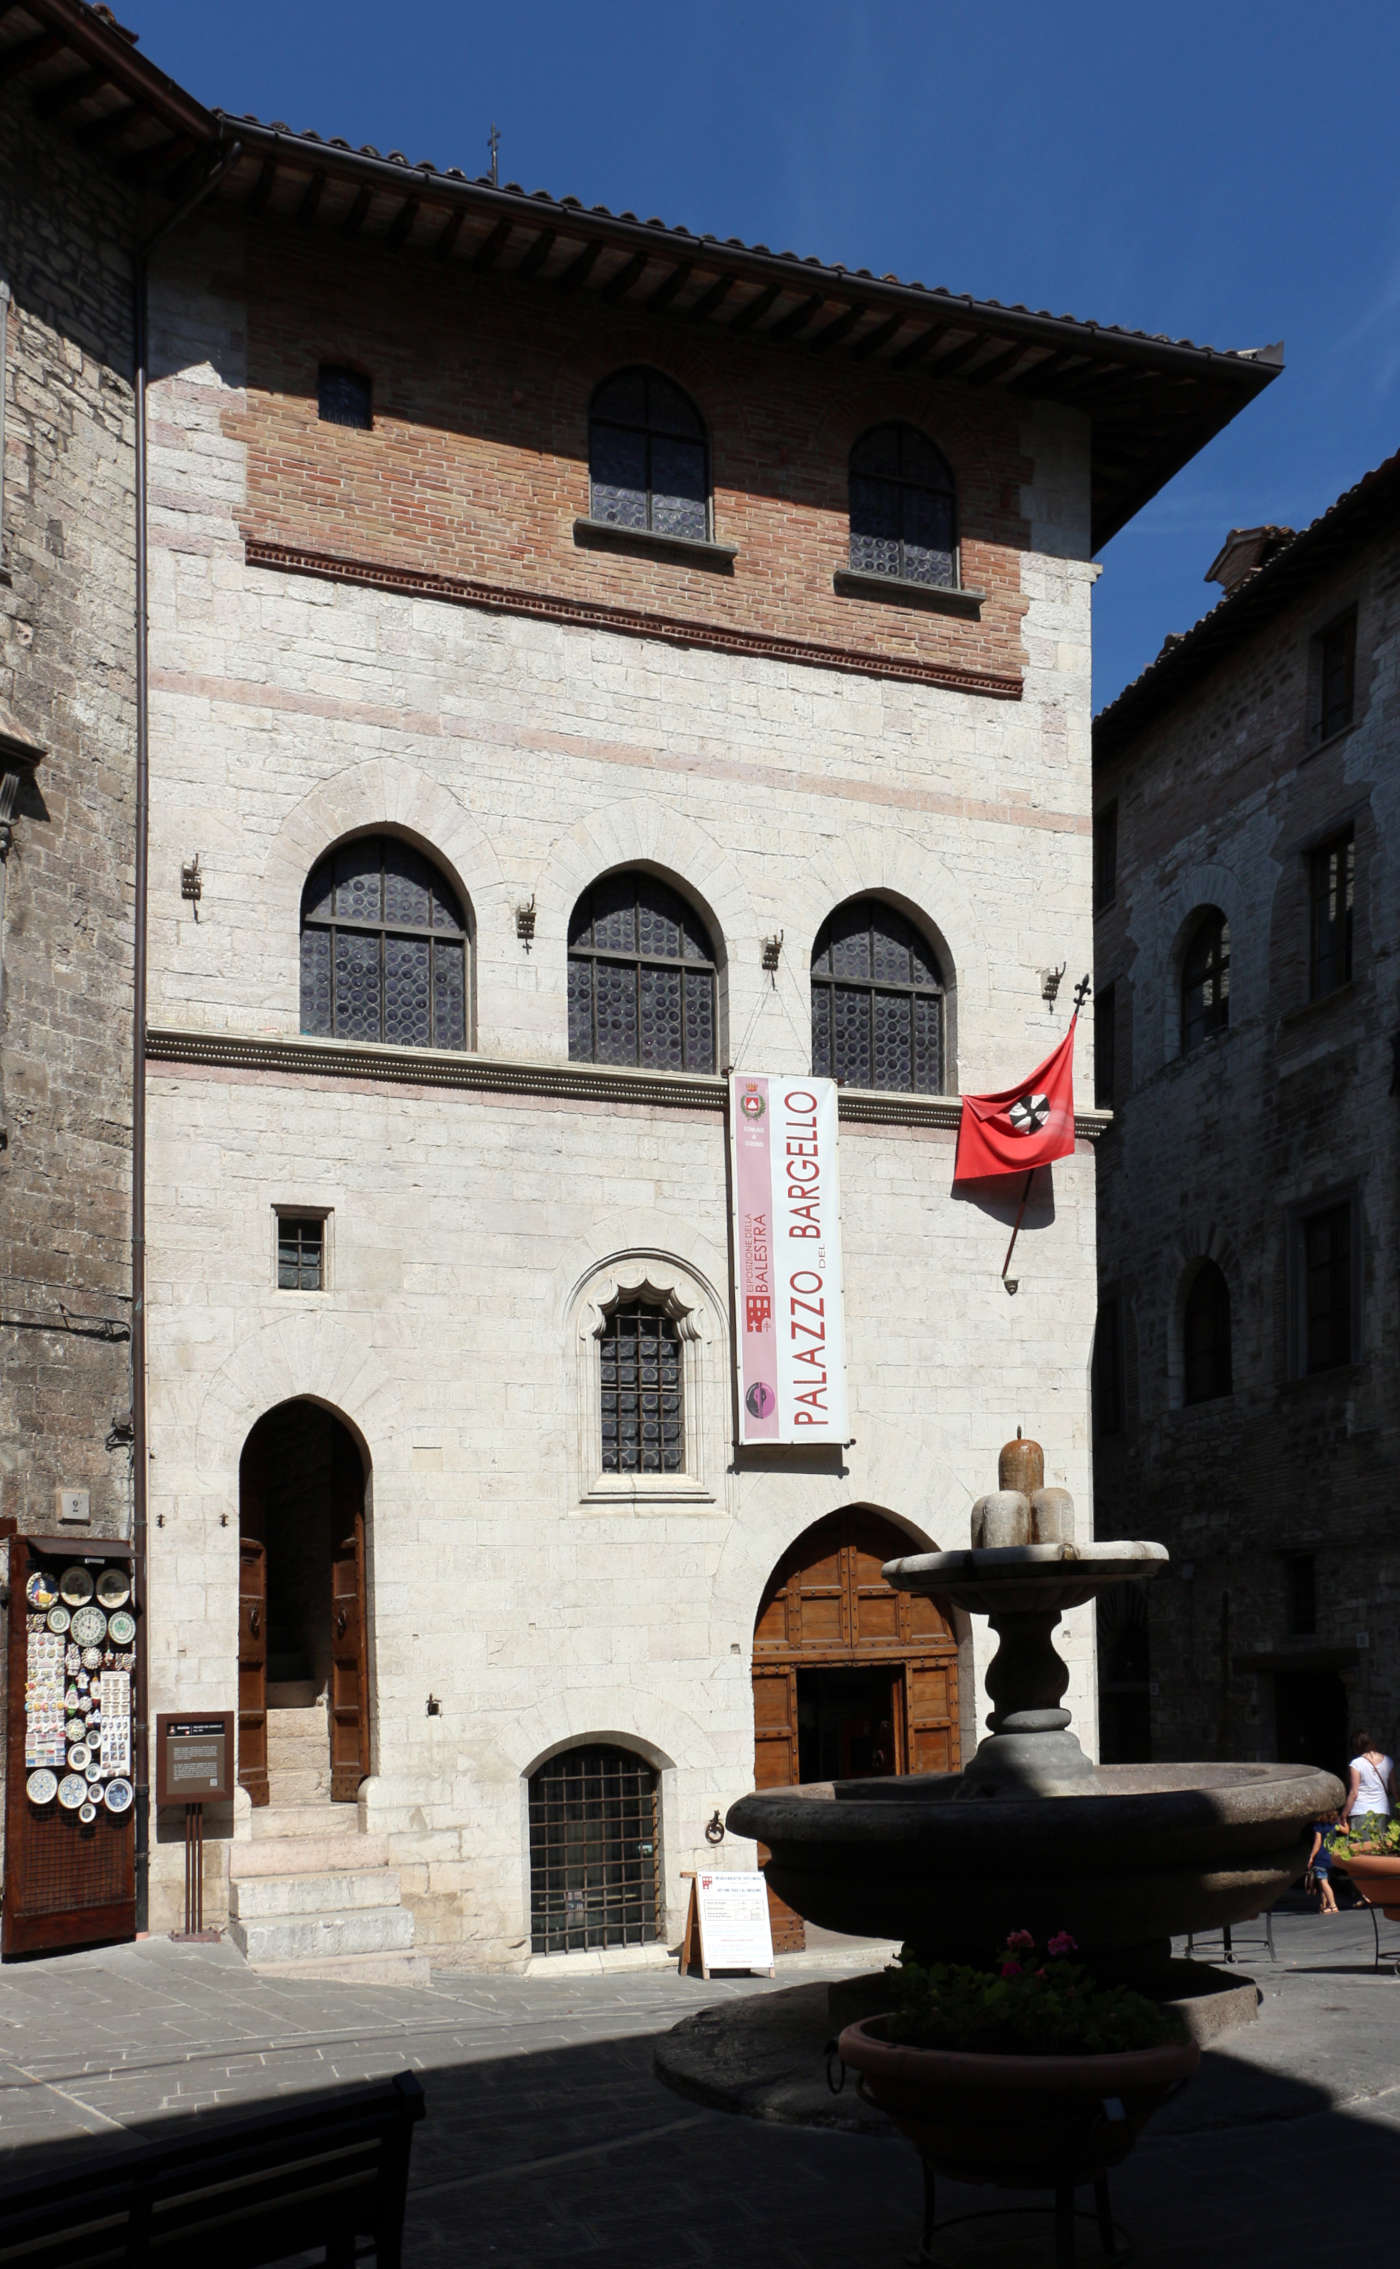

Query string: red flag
[953,1016,1079,1182]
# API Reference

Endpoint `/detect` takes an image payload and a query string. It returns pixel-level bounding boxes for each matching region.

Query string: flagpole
[1000,974,1089,1289]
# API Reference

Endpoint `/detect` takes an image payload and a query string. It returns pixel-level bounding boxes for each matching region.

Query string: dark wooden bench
[0,2068,424,2268]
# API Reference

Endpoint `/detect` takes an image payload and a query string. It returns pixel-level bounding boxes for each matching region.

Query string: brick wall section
[1094,521,1400,1766]
[224,222,1033,686]
[0,90,137,1539]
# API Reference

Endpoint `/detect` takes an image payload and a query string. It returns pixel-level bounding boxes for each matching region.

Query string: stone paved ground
[0,1905,1396,2264]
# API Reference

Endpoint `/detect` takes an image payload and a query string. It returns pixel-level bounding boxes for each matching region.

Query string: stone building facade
[1093,455,1400,1778]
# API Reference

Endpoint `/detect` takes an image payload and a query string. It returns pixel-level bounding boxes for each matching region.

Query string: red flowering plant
[884,1930,1185,2056]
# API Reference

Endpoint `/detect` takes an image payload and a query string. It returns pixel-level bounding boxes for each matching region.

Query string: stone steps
[229,1900,415,1967]
[234,1832,390,1876]
[250,1801,360,1840]
[230,1869,399,1921]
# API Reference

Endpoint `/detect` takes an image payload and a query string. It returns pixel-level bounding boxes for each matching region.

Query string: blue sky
[129,0,1400,706]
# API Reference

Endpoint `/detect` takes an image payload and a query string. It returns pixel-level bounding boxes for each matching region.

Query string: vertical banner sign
[730,1075,849,1444]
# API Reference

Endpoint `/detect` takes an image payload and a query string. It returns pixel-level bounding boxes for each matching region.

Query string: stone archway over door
[238,1401,371,1807]
[752,1508,959,1951]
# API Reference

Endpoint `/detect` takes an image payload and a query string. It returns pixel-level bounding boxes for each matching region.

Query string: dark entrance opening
[238,1400,370,1807]
[797,1665,899,1781]
[1274,1669,1349,1782]
[527,1744,661,1954]
[1097,1584,1151,1764]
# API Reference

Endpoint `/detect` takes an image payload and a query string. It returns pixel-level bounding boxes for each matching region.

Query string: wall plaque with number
[156,1712,234,1804]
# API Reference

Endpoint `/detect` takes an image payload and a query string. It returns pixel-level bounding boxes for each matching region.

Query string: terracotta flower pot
[1333,1850,1400,1919]
[836,2015,1200,2190]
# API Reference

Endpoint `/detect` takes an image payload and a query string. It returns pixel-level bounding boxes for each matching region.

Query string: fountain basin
[728,1761,1342,1959]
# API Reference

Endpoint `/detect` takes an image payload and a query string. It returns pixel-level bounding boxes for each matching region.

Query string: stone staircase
[227,1689,426,1985]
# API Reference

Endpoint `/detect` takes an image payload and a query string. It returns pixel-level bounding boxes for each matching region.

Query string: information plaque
[156,1712,235,1805]
[679,1867,776,1979]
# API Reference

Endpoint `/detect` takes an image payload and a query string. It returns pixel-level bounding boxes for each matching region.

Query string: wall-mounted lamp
[761,931,783,975]
[181,854,202,916]
[1040,961,1065,1009]
[515,896,537,947]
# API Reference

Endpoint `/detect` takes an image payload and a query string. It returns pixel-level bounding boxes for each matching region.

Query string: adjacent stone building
[1093,454,1400,1778]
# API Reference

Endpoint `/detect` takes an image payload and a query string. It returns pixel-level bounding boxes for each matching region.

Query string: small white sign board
[681,1868,775,1978]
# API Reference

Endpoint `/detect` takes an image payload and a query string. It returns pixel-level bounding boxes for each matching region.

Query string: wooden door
[906,1655,960,1773]
[750,1665,806,1952]
[329,1424,370,1802]
[237,1537,269,1807]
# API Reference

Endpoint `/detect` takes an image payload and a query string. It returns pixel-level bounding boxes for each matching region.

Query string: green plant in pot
[837,1930,1199,2191]
[1330,1814,1400,1918]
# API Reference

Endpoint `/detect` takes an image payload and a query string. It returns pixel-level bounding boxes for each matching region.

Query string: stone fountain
[728,1433,1341,1969]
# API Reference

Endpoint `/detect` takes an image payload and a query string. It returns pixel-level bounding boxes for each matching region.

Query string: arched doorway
[527,1743,662,1955]
[238,1400,370,1807]
[752,1507,960,1949]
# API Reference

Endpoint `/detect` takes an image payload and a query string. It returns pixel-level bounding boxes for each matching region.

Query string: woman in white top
[1342,1729,1394,1828]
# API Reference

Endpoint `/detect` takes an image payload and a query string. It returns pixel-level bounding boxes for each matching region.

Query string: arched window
[1180,910,1229,1052]
[589,367,708,541]
[849,422,956,587]
[300,836,468,1048]
[528,1743,661,1954]
[567,870,717,1071]
[811,897,944,1093]
[1183,1260,1232,1404]
[600,1297,683,1475]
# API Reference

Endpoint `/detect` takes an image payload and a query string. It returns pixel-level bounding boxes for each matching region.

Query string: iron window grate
[600,1299,683,1474]
[528,1745,661,1954]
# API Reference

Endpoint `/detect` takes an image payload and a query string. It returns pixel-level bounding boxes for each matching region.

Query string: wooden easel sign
[679,1868,776,1978]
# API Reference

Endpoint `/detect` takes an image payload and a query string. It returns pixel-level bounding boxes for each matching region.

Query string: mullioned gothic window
[567,871,717,1072]
[589,368,709,542]
[848,423,957,587]
[300,836,468,1048]
[811,897,944,1093]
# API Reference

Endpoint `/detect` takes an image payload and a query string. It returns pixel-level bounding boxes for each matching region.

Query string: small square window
[276,1214,326,1291]
[1296,1199,1354,1374]
[1093,803,1118,914]
[1308,830,1354,999]
[1311,611,1355,744]
[317,364,372,430]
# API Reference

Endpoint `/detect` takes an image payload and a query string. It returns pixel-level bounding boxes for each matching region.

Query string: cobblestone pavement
[0,1905,1396,2264]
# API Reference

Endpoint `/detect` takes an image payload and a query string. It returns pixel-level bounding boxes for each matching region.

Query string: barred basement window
[1180,909,1229,1053]
[528,1744,661,1954]
[276,1215,325,1292]
[849,422,956,587]
[567,870,717,1071]
[599,1298,683,1474]
[300,836,468,1048]
[318,364,372,429]
[811,896,944,1093]
[589,367,708,541]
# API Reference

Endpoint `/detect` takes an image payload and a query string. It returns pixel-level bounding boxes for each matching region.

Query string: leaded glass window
[589,367,709,541]
[568,871,717,1071]
[849,423,956,587]
[811,898,944,1093]
[300,837,468,1048]
[599,1299,683,1474]
[1180,910,1229,1053]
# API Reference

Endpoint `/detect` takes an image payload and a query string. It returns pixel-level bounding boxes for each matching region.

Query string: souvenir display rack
[3,1534,138,1958]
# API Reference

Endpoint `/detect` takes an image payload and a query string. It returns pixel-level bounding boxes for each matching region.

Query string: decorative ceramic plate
[59,1567,94,1608]
[25,1572,59,1610]
[105,1778,133,1814]
[26,1770,57,1806]
[81,1647,102,1670]
[66,1718,85,1744]
[95,1571,130,1608]
[57,1775,87,1809]
[107,1611,136,1646]
[78,1801,98,1823]
[70,1605,107,1646]
[46,1605,71,1635]
[85,1762,103,1782]
[67,1742,90,1771]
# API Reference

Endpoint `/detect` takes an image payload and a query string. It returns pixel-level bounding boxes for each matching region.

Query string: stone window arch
[589,366,709,541]
[567,868,718,1072]
[300,834,470,1048]
[849,422,957,587]
[1183,1259,1233,1404]
[572,1257,718,1505]
[810,895,945,1092]
[1180,907,1229,1054]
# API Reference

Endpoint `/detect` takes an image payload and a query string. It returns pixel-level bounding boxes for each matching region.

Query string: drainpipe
[131,142,239,1933]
